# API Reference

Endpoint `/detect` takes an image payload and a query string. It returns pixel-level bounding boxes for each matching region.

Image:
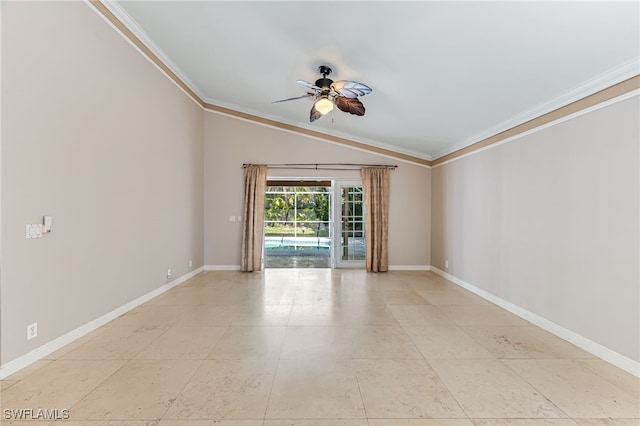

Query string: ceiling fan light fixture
[274,65,371,123]
[315,97,334,115]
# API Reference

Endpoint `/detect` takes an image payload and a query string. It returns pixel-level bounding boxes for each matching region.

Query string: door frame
[332,180,365,269]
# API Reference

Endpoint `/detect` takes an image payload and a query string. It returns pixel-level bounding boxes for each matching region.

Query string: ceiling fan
[273,65,372,122]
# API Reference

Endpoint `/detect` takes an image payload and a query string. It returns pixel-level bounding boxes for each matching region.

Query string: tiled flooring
[264,252,331,268]
[1,270,638,425]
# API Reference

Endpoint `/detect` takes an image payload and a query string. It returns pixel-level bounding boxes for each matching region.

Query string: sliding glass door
[334,181,365,268]
[264,182,332,268]
[263,179,365,269]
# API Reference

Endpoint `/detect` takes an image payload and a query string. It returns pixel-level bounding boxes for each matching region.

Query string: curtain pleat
[361,167,390,272]
[241,165,267,272]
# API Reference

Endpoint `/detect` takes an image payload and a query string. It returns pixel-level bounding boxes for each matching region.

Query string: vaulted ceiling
[102,1,639,162]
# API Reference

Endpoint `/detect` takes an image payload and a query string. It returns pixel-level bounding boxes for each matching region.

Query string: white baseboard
[204,265,241,271]
[206,265,430,271]
[389,265,431,271]
[429,266,640,378]
[0,267,204,380]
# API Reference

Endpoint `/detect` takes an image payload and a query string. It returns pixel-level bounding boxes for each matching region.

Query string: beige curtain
[361,167,390,272]
[241,165,267,272]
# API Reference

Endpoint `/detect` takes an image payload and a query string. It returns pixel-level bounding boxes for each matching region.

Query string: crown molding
[432,75,640,166]
[433,89,640,168]
[89,1,432,167]
[433,58,640,160]
[203,102,433,167]
[90,1,637,169]
[202,99,433,166]
[97,0,207,103]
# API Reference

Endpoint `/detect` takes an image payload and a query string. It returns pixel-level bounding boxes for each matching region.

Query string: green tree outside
[264,186,330,237]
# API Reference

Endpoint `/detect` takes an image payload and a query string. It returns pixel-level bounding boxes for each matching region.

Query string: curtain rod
[243,163,397,170]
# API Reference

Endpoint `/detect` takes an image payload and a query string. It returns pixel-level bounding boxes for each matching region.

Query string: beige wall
[1,2,204,365]
[203,112,431,268]
[2,0,635,376]
[431,96,640,362]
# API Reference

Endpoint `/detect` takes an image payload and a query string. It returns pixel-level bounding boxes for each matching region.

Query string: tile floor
[1,270,638,425]
[264,253,331,269]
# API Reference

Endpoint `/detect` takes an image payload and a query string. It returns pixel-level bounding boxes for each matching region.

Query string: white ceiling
[106,1,639,161]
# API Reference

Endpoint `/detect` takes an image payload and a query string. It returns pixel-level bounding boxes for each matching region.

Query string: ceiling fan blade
[310,104,323,122]
[331,80,372,98]
[334,96,365,116]
[297,80,320,91]
[272,94,313,103]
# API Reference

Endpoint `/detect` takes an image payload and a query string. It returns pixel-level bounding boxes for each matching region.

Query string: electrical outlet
[167,269,172,279]
[445,260,449,269]
[27,322,38,340]
[189,260,193,267]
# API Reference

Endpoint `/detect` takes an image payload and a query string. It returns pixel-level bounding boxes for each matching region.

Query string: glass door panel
[264,184,332,268]
[334,181,365,268]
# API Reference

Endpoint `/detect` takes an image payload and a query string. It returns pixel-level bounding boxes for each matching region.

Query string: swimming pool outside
[263,236,365,268]
[264,236,331,250]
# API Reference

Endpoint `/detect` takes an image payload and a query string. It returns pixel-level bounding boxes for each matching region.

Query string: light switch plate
[43,215,52,233]
[26,223,44,239]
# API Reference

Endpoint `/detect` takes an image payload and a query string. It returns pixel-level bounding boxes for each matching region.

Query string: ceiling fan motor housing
[316,65,333,89]
[315,77,333,89]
